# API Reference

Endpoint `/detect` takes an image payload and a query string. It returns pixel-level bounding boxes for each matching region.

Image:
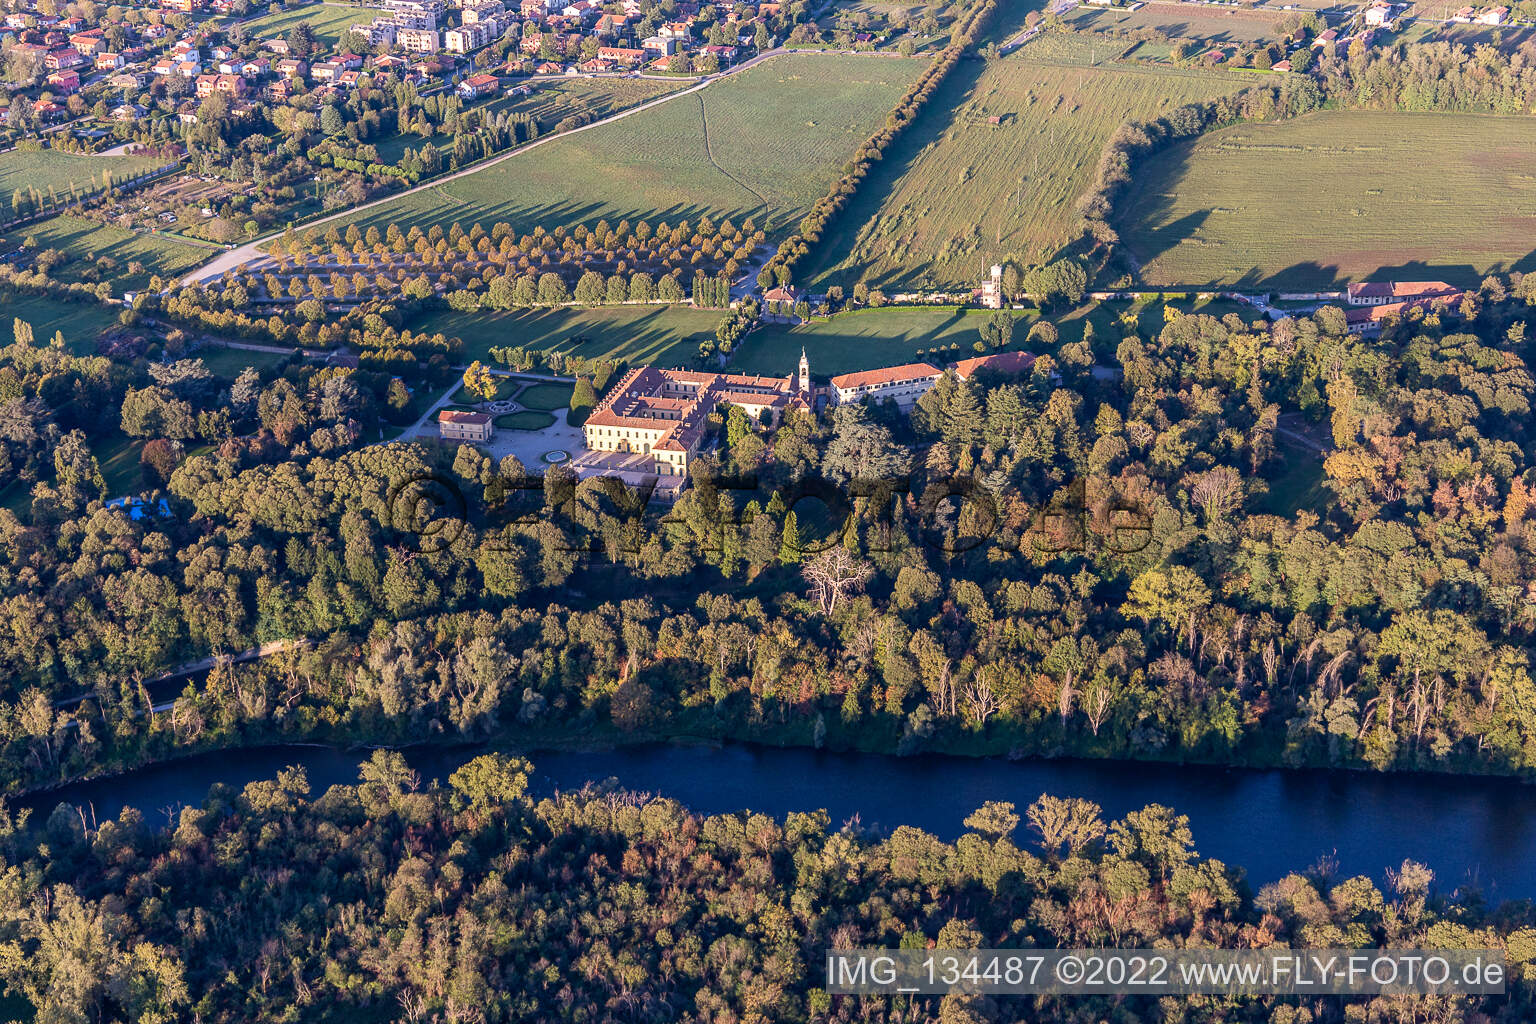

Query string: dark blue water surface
[21,743,1536,897]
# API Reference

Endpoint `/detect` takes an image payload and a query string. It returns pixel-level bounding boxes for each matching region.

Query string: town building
[444,21,495,50]
[583,355,815,477]
[397,26,441,51]
[438,409,495,442]
[829,362,942,411]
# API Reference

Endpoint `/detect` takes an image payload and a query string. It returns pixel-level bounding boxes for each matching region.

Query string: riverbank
[22,735,1536,895]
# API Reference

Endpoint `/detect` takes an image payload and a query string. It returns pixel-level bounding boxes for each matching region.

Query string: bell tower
[797,347,810,394]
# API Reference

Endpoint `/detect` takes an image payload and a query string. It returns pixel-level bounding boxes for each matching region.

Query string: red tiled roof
[830,362,940,391]
[439,409,491,424]
[952,350,1037,379]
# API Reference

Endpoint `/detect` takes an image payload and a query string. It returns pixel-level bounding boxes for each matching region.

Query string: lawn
[414,304,727,366]
[496,410,557,430]
[803,34,1243,292]
[197,346,293,379]
[7,215,210,292]
[4,294,117,354]
[0,149,165,207]
[335,53,926,238]
[234,1,370,45]
[516,382,575,411]
[1119,110,1536,288]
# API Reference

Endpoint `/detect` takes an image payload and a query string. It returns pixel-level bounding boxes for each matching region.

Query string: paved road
[180,48,911,287]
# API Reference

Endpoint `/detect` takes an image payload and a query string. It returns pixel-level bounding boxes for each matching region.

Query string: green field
[5,294,118,354]
[235,2,370,45]
[0,150,165,208]
[1120,110,1536,288]
[416,304,728,366]
[8,215,209,291]
[804,34,1242,291]
[337,53,925,238]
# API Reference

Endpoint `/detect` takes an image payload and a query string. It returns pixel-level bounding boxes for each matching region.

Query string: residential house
[274,57,307,78]
[95,51,124,70]
[1363,2,1396,27]
[241,56,271,76]
[45,68,79,93]
[68,28,103,54]
[45,47,83,69]
[1475,4,1507,23]
[642,34,677,55]
[597,44,645,63]
[438,409,495,442]
[311,60,342,81]
[456,70,500,97]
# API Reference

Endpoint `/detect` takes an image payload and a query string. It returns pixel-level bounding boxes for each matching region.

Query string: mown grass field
[338,53,925,238]
[414,304,726,367]
[5,294,118,353]
[1119,110,1536,288]
[803,35,1242,291]
[0,149,164,204]
[7,215,210,291]
[1066,3,1288,44]
[234,1,369,45]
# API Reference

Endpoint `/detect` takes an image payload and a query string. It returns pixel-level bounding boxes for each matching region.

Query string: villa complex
[582,351,815,477]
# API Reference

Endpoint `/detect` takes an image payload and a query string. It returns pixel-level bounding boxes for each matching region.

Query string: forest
[5,749,1536,1024]
[4,272,1536,797]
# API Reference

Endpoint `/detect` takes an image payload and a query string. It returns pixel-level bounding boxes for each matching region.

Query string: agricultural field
[1119,110,1536,287]
[0,150,165,210]
[1065,2,1290,44]
[414,304,726,366]
[336,53,925,238]
[804,34,1243,291]
[233,2,369,45]
[5,216,210,292]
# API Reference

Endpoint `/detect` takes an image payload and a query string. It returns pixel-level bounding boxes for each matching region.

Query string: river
[19,742,1536,897]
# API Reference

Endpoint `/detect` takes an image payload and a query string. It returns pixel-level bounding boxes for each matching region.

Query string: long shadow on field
[796,1,1046,292]
[345,196,770,239]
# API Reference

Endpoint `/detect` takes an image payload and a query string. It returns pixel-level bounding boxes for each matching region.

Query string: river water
[20,742,1536,897]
